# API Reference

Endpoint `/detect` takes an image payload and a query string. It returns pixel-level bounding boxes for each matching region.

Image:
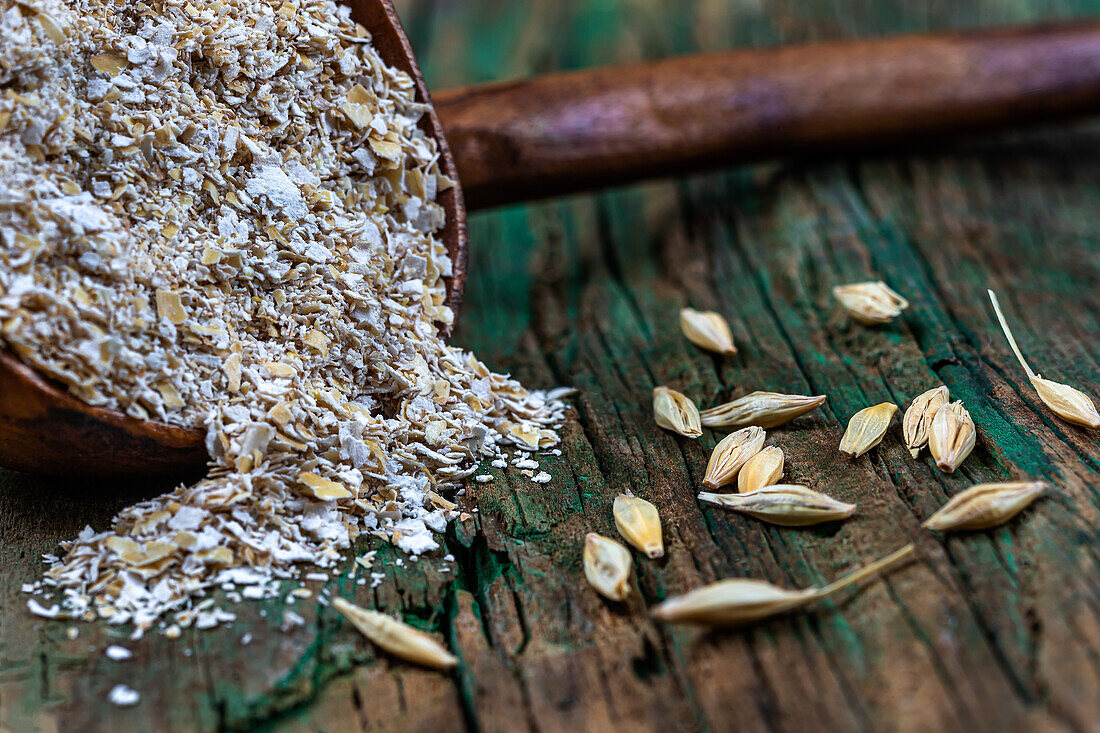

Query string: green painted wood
[4,1,1100,730]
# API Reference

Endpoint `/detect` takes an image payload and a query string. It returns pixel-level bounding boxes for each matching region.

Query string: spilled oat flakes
[1,0,567,633]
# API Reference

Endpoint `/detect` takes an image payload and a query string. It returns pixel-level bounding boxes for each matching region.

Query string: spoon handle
[433,21,1100,209]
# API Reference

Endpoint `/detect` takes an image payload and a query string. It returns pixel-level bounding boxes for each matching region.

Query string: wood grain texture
[4,0,1100,731]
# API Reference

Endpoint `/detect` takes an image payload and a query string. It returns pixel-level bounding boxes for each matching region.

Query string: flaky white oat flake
[3,0,567,632]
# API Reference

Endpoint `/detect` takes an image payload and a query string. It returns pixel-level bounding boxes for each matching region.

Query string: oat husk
[903,386,949,458]
[613,494,664,559]
[333,597,458,670]
[651,544,915,626]
[927,401,976,473]
[654,386,703,438]
[680,308,737,355]
[699,484,856,527]
[833,282,909,325]
[839,403,897,457]
[584,532,633,602]
[702,426,766,488]
[737,446,784,493]
[923,482,1046,531]
[988,290,1099,428]
[700,392,826,430]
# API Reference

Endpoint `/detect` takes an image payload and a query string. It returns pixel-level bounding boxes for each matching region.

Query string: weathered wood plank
[4,1,1100,731]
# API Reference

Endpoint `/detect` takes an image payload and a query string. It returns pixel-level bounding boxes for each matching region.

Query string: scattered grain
[333,597,458,670]
[737,446,784,493]
[613,493,663,559]
[923,481,1046,531]
[833,282,909,325]
[927,401,975,473]
[108,684,140,707]
[583,532,632,602]
[700,392,826,430]
[651,544,914,626]
[653,386,702,438]
[702,426,766,488]
[104,645,132,661]
[903,386,949,458]
[839,403,897,457]
[679,308,737,355]
[988,291,1099,428]
[699,484,856,526]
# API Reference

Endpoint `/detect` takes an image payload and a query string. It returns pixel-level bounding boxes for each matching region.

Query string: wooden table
[4,1,1100,730]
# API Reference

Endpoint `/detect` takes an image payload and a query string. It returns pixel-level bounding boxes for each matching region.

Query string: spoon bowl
[0,0,466,478]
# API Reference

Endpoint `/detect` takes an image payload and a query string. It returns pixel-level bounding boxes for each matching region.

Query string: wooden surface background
[4,1,1100,731]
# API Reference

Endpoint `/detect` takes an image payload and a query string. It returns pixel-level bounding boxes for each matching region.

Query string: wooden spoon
[5,3,1100,478]
[0,0,464,479]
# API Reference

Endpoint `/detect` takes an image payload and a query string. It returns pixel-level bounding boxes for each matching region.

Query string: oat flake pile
[0,0,567,634]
